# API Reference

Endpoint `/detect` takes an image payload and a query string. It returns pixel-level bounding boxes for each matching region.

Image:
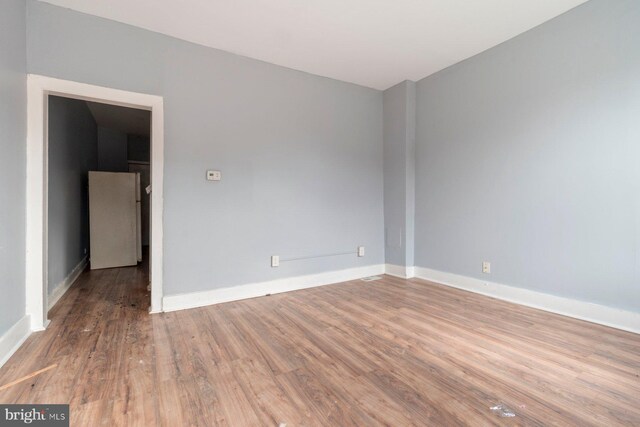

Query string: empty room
[0,0,638,425]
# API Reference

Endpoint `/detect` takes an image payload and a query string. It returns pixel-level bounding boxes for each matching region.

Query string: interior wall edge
[47,256,88,312]
[0,315,31,369]
[414,266,640,335]
[162,264,385,312]
[384,264,416,279]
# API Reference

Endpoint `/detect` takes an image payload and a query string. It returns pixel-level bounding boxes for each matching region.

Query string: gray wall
[383,81,416,267]
[415,0,640,312]
[127,134,150,163]
[19,0,636,322]
[0,0,26,336]
[97,126,128,172]
[47,96,98,293]
[27,1,384,296]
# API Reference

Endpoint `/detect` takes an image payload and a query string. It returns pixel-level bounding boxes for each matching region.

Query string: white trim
[163,264,385,312]
[47,256,88,312]
[385,264,415,279]
[414,267,640,335]
[26,74,165,330]
[0,316,31,368]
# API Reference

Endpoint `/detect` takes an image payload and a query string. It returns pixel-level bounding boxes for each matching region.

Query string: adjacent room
[47,96,152,314]
[0,0,638,425]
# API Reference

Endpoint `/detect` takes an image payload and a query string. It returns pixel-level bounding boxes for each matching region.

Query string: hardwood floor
[1,262,639,426]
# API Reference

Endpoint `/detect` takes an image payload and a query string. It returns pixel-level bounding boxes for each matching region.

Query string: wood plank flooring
[1,261,639,426]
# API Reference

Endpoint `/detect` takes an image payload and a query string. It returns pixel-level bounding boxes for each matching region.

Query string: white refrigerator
[89,171,142,269]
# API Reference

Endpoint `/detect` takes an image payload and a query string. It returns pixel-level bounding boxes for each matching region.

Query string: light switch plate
[206,170,221,181]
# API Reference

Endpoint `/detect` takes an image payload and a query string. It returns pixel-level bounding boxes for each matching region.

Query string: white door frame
[26,74,164,330]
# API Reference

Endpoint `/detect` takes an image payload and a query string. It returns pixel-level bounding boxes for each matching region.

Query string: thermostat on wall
[206,170,221,181]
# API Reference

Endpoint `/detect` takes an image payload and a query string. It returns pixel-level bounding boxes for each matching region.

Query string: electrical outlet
[271,255,280,267]
[482,261,491,274]
[206,170,221,181]
[357,246,365,257]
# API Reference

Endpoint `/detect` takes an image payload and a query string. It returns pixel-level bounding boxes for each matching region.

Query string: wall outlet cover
[271,255,280,267]
[482,261,491,274]
[206,170,221,181]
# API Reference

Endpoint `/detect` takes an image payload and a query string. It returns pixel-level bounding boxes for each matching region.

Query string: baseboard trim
[0,315,31,368]
[48,256,88,311]
[385,264,415,279]
[414,267,640,335]
[163,264,385,312]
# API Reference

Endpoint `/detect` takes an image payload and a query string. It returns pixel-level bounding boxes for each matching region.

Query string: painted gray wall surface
[97,126,128,172]
[415,0,640,312]
[0,0,26,336]
[127,135,150,163]
[47,96,98,293]
[27,1,384,296]
[383,81,416,267]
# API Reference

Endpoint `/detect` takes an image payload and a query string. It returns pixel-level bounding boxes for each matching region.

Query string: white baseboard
[163,264,385,312]
[0,315,32,368]
[48,256,88,311]
[385,264,415,279]
[414,267,640,335]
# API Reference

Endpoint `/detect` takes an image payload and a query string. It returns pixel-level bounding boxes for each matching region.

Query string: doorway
[46,96,152,313]
[26,75,164,330]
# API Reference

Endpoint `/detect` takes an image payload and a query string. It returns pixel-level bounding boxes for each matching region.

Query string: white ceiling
[86,101,151,137]
[42,0,587,90]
